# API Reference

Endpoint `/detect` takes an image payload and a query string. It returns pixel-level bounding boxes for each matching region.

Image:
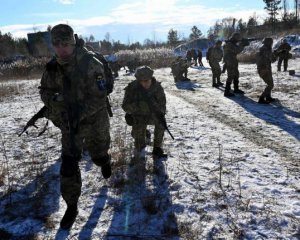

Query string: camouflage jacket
[223,41,245,67]
[122,78,166,122]
[256,45,276,71]
[171,59,188,75]
[207,46,223,63]
[39,47,108,128]
[276,42,292,59]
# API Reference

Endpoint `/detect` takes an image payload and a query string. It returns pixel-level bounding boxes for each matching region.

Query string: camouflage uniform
[223,32,248,96]
[256,38,277,103]
[122,66,166,153]
[197,49,204,67]
[276,40,291,71]
[191,48,198,66]
[171,57,189,82]
[40,24,111,208]
[186,50,192,65]
[207,41,223,87]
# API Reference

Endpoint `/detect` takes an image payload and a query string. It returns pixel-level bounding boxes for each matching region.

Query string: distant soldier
[122,66,167,159]
[206,40,223,87]
[256,38,277,104]
[223,32,249,97]
[186,50,192,65]
[171,57,189,82]
[275,39,292,72]
[191,48,198,66]
[197,49,204,67]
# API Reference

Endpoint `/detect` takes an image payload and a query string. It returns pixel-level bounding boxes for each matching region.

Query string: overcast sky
[0,0,272,43]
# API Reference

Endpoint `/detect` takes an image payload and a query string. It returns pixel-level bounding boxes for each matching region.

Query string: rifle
[106,97,113,117]
[18,106,47,137]
[142,91,175,140]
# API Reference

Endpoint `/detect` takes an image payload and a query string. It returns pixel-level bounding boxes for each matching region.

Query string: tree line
[0,0,300,59]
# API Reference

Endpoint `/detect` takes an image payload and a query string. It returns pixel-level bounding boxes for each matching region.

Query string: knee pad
[60,155,80,177]
[92,153,110,167]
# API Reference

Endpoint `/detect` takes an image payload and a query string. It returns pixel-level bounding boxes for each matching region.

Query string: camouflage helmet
[134,66,154,81]
[51,24,75,46]
[230,32,241,41]
[262,37,273,45]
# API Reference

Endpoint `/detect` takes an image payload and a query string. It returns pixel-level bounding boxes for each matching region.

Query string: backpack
[75,34,114,95]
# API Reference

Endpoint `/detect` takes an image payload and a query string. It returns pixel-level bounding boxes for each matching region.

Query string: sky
[0,0,271,44]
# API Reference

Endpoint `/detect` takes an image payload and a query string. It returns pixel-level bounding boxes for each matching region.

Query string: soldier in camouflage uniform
[39,24,112,229]
[197,49,204,67]
[276,39,292,72]
[223,32,249,97]
[191,48,198,66]
[206,40,224,87]
[122,66,167,158]
[256,38,277,104]
[186,50,192,66]
[171,57,189,82]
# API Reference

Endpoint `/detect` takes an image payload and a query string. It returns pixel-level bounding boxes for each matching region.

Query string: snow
[0,58,300,239]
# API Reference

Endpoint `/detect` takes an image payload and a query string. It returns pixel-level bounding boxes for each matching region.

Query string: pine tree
[263,0,282,33]
[167,28,179,47]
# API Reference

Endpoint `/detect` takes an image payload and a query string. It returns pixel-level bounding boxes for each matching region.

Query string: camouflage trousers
[277,57,288,71]
[131,116,165,150]
[225,65,240,90]
[60,108,110,205]
[209,61,221,84]
[258,69,274,98]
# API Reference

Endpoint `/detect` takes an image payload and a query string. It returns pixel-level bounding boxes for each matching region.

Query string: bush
[116,48,177,69]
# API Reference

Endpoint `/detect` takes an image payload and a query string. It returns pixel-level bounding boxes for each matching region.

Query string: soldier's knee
[60,155,80,177]
[92,153,110,167]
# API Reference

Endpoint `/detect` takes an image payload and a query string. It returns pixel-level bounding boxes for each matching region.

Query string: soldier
[256,38,277,104]
[191,48,198,66]
[171,57,189,82]
[122,66,167,159]
[206,40,224,87]
[223,32,249,97]
[186,50,192,66]
[39,24,112,229]
[197,49,204,67]
[276,39,292,72]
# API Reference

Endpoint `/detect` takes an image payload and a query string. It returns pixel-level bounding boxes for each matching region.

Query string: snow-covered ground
[0,58,299,239]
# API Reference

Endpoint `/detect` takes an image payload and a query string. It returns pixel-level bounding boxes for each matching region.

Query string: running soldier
[39,24,112,229]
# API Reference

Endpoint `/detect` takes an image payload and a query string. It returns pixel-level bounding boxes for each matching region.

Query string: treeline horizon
[1,0,300,59]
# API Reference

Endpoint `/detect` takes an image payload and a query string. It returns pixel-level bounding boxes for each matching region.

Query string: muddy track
[166,89,300,173]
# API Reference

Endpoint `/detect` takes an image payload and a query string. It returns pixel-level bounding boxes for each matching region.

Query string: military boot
[101,161,112,179]
[258,96,270,104]
[60,203,78,230]
[217,77,223,86]
[224,82,235,97]
[152,147,168,158]
[266,96,276,102]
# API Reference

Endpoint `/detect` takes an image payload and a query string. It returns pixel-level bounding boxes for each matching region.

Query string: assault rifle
[142,90,174,140]
[18,106,47,137]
